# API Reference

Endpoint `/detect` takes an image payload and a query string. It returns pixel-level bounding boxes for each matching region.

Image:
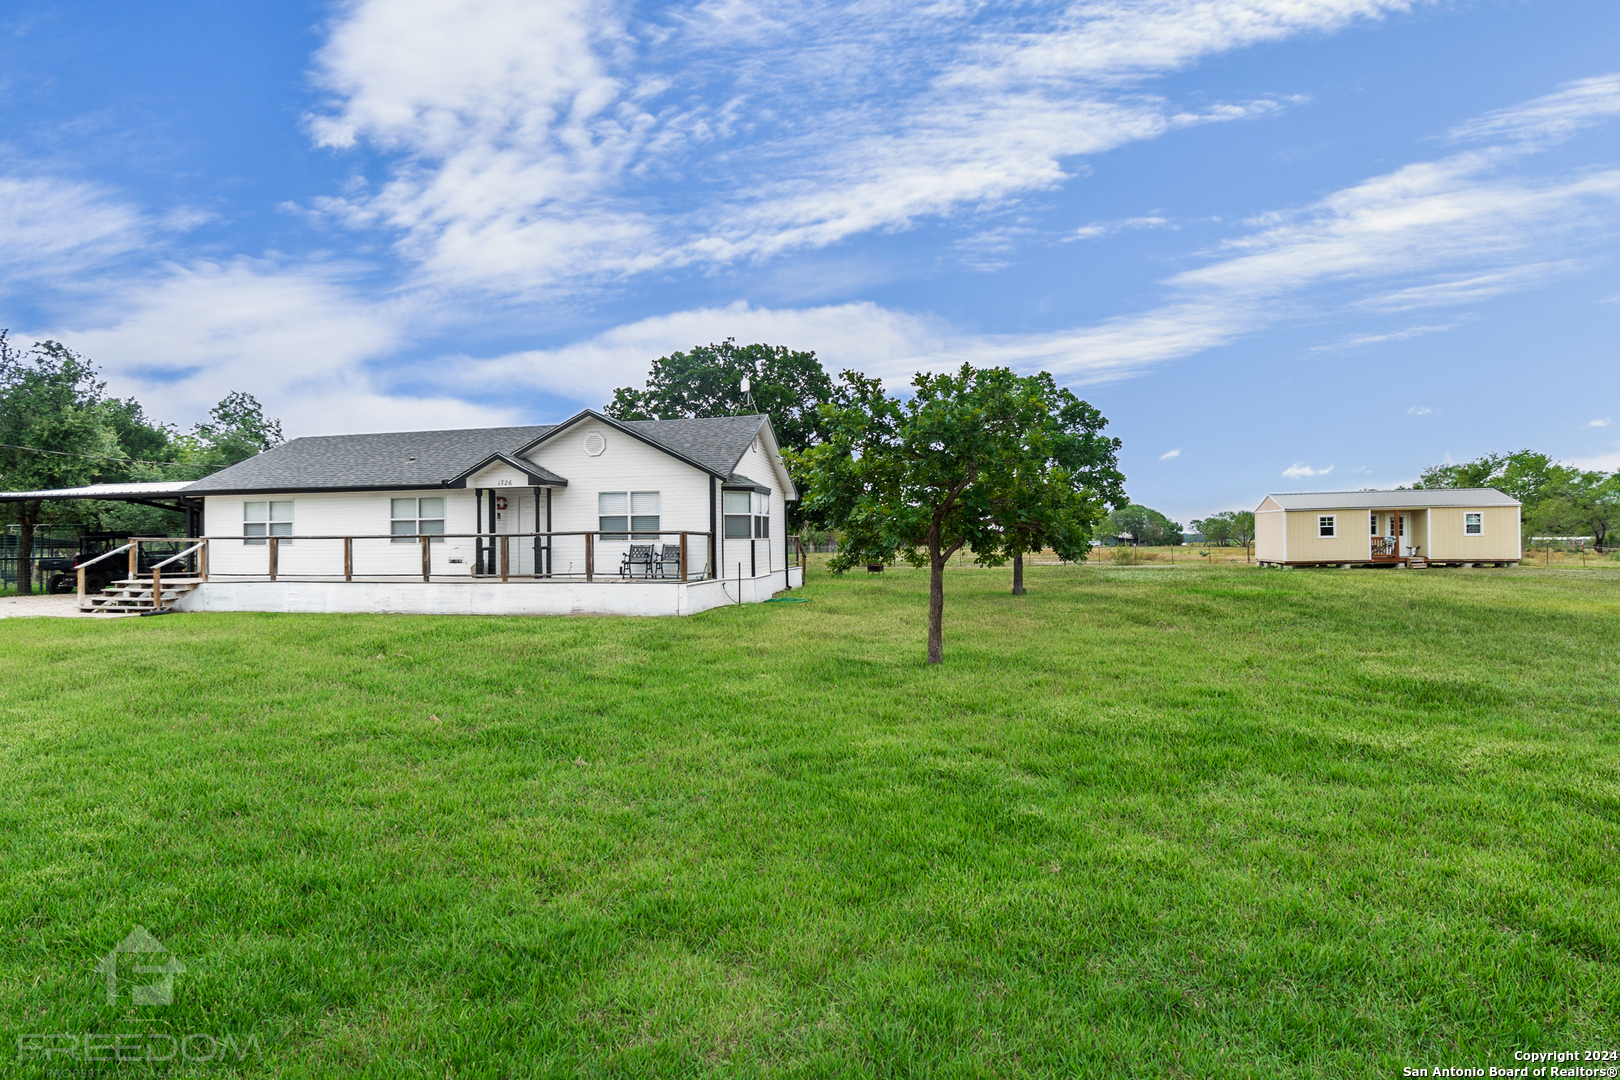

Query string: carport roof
[0,481,196,502]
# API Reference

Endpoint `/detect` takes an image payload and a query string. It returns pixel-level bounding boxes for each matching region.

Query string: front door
[493,492,536,575]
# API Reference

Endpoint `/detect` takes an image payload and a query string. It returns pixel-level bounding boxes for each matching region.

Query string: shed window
[600,491,659,540]
[1464,512,1483,535]
[1370,512,1379,535]
[244,501,292,545]
[1318,515,1336,538]
[391,497,445,542]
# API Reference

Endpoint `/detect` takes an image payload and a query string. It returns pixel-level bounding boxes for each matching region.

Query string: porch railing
[71,532,809,596]
[199,531,729,584]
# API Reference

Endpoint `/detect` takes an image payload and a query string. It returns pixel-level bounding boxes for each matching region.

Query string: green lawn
[2,563,1617,1078]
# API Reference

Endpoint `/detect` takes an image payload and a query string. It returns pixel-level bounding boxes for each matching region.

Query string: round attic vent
[583,432,606,457]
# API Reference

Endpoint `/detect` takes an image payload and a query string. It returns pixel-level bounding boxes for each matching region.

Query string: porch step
[1407,556,1429,568]
[81,577,203,614]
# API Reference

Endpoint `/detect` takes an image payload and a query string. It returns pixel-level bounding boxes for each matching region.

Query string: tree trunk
[1011,551,1025,595]
[16,501,39,596]
[928,551,947,664]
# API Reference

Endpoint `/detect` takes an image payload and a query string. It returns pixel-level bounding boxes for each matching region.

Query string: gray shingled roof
[184,425,555,494]
[1262,488,1519,511]
[182,412,773,495]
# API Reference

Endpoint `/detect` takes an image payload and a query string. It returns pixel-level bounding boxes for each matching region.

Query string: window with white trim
[1370,512,1379,535]
[599,491,659,540]
[724,490,770,539]
[1318,514,1336,538]
[244,500,292,545]
[391,497,445,542]
[723,490,751,539]
[1464,512,1483,535]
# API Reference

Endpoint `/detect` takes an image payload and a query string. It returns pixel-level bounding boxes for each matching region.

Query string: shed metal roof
[1260,488,1519,511]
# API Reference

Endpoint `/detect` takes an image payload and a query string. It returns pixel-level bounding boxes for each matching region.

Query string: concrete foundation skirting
[175,566,805,617]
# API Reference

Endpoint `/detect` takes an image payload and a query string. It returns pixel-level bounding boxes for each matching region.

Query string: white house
[37,410,805,616]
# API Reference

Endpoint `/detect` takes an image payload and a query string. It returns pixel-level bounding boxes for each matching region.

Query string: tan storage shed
[1254,488,1520,568]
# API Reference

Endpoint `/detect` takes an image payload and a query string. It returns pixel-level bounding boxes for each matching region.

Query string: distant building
[1254,488,1520,568]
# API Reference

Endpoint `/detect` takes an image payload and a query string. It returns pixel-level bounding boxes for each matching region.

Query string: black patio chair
[655,543,681,578]
[620,543,655,577]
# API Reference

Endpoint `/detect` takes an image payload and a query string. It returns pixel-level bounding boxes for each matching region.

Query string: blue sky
[2,0,1618,523]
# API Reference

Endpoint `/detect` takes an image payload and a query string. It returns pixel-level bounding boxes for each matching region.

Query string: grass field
[2,562,1617,1078]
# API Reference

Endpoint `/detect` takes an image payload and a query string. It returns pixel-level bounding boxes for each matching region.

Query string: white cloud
[1160,448,1182,459]
[0,176,147,284]
[1407,406,1432,415]
[1591,417,1612,427]
[1571,451,1620,471]
[1448,74,1620,147]
[46,261,504,436]
[1312,323,1458,350]
[305,0,1416,292]
[1281,462,1333,478]
[1071,216,1173,240]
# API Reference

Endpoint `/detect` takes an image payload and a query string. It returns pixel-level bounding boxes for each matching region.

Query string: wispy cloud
[0,176,148,285]
[1160,448,1182,459]
[1282,462,1333,478]
[1591,417,1613,427]
[303,0,1416,292]
[1071,216,1172,240]
[1408,406,1432,415]
[1312,323,1458,350]
[1448,74,1620,147]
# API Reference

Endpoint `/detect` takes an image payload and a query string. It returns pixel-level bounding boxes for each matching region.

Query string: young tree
[991,374,1124,594]
[606,339,835,451]
[793,364,1117,663]
[0,336,120,593]
[1191,513,1234,546]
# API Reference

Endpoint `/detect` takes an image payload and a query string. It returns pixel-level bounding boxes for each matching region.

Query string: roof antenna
[739,375,754,413]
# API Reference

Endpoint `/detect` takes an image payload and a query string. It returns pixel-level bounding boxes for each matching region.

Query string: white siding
[720,434,791,581]
[523,417,715,577]
[204,490,480,577]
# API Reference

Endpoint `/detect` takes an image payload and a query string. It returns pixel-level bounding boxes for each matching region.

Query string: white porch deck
[175,567,803,616]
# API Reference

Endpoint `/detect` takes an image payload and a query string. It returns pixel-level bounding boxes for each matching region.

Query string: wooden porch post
[500,535,510,582]
[77,566,86,606]
[585,532,594,582]
[127,539,138,580]
[680,532,688,582]
[344,537,352,581]
[152,565,162,610]
[269,536,279,581]
[421,535,431,581]
[199,539,209,582]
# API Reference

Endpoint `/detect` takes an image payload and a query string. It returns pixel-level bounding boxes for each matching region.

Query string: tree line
[0,331,282,594]
[1417,450,1618,551]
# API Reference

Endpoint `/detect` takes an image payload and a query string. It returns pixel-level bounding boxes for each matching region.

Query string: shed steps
[82,577,203,614]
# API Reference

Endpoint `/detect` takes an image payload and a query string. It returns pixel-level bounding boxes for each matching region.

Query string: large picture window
[244,500,292,545]
[391,497,445,542]
[600,491,659,540]
[1464,512,1483,535]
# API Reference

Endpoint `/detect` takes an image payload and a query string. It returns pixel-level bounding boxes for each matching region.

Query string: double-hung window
[391,497,445,542]
[1464,512,1483,535]
[724,491,770,538]
[1370,512,1379,535]
[244,501,292,545]
[1318,514,1336,538]
[599,492,660,540]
